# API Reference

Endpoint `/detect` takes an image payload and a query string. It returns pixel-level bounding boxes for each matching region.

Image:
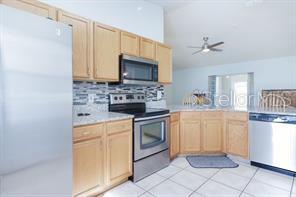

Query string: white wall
[169,56,296,105]
[42,0,164,42]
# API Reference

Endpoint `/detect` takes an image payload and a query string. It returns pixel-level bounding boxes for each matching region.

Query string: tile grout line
[239,167,259,197]
[249,169,294,193]
[209,176,245,194]
[188,168,222,196]
[143,165,185,193]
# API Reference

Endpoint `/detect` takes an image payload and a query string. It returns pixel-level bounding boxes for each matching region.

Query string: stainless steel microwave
[120,54,158,85]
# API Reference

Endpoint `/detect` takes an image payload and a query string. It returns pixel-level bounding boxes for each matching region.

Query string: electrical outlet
[157,91,162,100]
[88,94,95,103]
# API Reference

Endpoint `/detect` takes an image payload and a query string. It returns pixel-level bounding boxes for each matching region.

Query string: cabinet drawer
[201,111,222,119]
[106,119,132,135]
[170,113,180,122]
[73,124,104,142]
[180,112,201,121]
[224,112,248,121]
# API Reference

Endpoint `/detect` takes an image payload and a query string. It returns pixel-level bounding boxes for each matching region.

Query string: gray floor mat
[186,155,239,168]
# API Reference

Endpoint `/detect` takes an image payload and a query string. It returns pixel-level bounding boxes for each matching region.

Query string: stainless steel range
[109,93,170,182]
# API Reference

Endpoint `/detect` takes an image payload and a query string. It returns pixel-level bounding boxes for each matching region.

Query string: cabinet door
[73,138,105,195]
[94,23,120,81]
[106,131,132,185]
[180,120,201,153]
[202,119,222,152]
[140,37,155,60]
[156,43,172,83]
[1,0,56,20]
[58,10,92,79]
[120,31,139,56]
[170,121,180,158]
[226,120,249,158]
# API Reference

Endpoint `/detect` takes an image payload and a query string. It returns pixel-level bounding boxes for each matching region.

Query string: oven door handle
[134,114,170,122]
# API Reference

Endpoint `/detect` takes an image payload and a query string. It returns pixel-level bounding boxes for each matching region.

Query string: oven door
[121,54,158,85]
[134,115,169,161]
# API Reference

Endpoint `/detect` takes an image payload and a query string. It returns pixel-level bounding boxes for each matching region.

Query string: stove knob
[119,96,123,100]
[141,96,144,99]
[114,96,118,100]
[137,96,140,99]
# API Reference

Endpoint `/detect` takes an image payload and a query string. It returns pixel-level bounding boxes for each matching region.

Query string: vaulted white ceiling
[148,0,296,69]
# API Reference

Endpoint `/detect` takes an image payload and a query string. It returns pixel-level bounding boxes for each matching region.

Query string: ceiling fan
[188,37,224,55]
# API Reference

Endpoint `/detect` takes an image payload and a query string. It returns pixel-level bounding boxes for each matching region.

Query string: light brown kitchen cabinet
[106,131,132,185]
[170,113,180,159]
[224,112,249,158]
[120,31,139,56]
[57,10,93,79]
[94,23,120,81]
[1,0,57,20]
[201,112,223,152]
[140,37,155,60]
[180,112,201,153]
[106,119,132,186]
[202,119,222,152]
[156,43,172,83]
[73,124,105,196]
[73,119,132,196]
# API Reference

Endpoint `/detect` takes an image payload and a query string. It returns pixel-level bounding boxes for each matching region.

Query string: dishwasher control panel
[249,113,296,124]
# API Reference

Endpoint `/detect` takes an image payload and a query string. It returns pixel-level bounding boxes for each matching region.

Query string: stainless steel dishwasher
[249,113,296,174]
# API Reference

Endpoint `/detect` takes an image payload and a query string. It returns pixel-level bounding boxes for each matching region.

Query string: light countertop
[167,105,296,116]
[73,104,296,127]
[73,107,133,127]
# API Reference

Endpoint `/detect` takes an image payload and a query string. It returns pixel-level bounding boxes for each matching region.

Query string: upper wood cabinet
[180,112,201,153]
[170,113,180,159]
[106,119,132,185]
[58,10,93,79]
[120,31,139,56]
[1,0,57,20]
[156,43,172,84]
[94,23,120,81]
[140,37,155,60]
[224,112,249,158]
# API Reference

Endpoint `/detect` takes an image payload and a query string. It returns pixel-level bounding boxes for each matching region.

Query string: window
[208,73,254,109]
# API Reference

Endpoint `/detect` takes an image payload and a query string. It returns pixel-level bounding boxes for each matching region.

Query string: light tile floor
[103,156,296,197]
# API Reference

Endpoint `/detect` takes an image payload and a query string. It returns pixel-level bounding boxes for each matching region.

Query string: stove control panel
[110,93,146,104]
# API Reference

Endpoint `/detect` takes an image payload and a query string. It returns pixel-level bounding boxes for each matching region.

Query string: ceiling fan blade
[208,42,224,48]
[210,48,223,52]
[187,46,202,49]
[192,49,203,55]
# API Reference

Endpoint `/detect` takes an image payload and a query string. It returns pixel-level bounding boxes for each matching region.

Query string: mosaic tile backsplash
[73,81,165,106]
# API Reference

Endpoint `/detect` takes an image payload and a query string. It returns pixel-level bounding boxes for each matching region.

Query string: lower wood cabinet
[73,119,132,196]
[225,112,249,158]
[180,112,201,153]
[170,113,180,158]
[73,138,105,195]
[176,111,248,157]
[202,119,223,152]
[106,124,132,185]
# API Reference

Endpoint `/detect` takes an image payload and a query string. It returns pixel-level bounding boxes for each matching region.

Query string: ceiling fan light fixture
[202,48,210,53]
